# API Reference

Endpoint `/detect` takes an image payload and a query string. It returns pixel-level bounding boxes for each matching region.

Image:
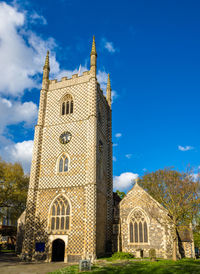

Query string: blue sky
[0,0,200,191]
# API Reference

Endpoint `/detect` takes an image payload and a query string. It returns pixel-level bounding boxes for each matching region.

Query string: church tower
[22,37,113,262]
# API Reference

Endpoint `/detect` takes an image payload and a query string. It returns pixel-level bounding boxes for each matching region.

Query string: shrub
[149,249,156,261]
[111,252,134,260]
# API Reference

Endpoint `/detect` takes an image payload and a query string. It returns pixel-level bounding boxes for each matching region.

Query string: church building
[18,37,195,262]
[113,182,195,259]
[21,37,112,263]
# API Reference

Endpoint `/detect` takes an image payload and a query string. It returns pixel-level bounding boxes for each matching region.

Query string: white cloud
[105,41,116,53]
[113,172,139,191]
[115,133,122,138]
[0,97,38,136]
[30,11,47,25]
[28,32,60,76]
[0,2,60,96]
[0,3,118,99]
[0,2,119,98]
[4,140,34,173]
[192,173,199,181]
[178,145,194,152]
[113,156,117,162]
[0,2,120,173]
[97,70,108,91]
[111,90,118,101]
[0,96,37,170]
[97,70,118,102]
[125,154,132,159]
[101,38,117,53]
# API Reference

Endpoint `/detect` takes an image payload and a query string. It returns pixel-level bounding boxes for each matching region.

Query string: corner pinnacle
[91,35,97,56]
[135,177,139,185]
[44,50,50,71]
[42,50,50,87]
[106,73,111,107]
[107,73,111,90]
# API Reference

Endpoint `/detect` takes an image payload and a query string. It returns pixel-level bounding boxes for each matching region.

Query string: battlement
[42,36,111,107]
[49,70,91,85]
[48,70,91,90]
[47,70,110,109]
[72,73,78,79]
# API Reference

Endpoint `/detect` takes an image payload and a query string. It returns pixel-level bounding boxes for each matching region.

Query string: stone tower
[21,37,113,262]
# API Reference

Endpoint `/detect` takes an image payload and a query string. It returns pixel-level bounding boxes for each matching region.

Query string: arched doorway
[52,239,65,262]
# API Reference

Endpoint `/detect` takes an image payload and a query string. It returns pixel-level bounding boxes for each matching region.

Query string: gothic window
[50,195,70,231]
[61,94,73,115]
[129,210,148,243]
[130,222,133,242]
[58,154,69,173]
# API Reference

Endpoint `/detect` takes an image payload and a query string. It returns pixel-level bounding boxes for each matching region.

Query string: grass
[48,259,200,274]
[99,252,135,261]
[0,249,15,253]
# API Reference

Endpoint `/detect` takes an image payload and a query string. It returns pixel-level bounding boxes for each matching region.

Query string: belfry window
[58,155,69,173]
[50,195,70,231]
[61,94,73,115]
[129,210,148,243]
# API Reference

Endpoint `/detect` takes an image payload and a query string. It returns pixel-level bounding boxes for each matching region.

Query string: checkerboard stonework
[17,37,195,263]
[19,37,113,263]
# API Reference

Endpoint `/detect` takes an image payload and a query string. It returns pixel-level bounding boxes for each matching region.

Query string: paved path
[0,253,67,274]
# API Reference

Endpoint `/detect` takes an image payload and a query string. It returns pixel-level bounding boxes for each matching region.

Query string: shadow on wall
[16,206,49,261]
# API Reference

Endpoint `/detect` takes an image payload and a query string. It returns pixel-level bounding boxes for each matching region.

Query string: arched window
[130,222,133,243]
[50,195,70,231]
[129,210,148,243]
[61,94,73,115]
[58,155,69,173]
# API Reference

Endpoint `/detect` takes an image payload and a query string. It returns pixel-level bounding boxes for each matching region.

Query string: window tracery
[129,210,148,243]
[61,94,73,115]
[50,195,70,231]
[58,154,69,173]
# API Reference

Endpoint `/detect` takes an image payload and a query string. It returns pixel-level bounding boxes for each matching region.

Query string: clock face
[59,132,72,144]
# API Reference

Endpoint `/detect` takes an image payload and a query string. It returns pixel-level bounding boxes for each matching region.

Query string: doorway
[52,239,65,262]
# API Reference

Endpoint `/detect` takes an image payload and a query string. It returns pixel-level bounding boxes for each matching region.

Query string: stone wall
[119,183,173,258]
[96,85,113,255]
[118,183,195,259]
[21,64,112,262]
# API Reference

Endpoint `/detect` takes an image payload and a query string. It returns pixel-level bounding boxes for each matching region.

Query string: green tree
[0,158,29,222]
[116,190,126,200]
[138,168,200,261]
[193,214,200,249]
[193,231,200,249]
